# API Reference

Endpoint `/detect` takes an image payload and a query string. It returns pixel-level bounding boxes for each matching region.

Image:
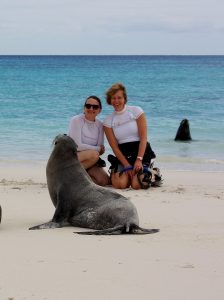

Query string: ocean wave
[159,155,224,165]
[156,155,224,171]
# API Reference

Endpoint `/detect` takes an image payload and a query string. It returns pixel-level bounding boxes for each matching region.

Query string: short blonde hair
[105,82,127,105]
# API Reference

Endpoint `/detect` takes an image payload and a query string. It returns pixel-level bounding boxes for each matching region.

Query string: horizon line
[0,54,224,56]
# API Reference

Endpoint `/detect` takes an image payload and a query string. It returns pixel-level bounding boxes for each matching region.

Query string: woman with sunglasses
[104,83,161,190]
[68,95,110,186]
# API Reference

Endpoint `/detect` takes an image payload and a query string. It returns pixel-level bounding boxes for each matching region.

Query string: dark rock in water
[175,119,192,141]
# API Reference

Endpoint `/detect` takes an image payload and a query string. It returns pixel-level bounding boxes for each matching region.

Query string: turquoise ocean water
[0,55,224,171]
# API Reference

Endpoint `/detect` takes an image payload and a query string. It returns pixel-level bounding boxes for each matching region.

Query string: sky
[0,0,223,55]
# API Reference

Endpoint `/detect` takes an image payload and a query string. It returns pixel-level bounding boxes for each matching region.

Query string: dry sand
[0,165,224,300]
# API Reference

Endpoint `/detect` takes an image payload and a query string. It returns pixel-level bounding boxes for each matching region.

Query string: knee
[87,166,110,187]
[131,175,141,190]
[89,151,99,164]
[111,172,130,189]
[78,150,99,169]
[92,150,99,160]
[96,175,110,187]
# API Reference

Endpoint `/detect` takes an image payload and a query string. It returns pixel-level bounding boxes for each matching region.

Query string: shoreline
[1,163,224,185]
[1,155,224,184]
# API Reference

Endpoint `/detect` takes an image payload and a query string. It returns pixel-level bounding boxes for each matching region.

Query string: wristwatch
[137,156,143,161]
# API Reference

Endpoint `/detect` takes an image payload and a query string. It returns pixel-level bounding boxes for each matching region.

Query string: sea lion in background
[29,134,159,235]
[175,119,192,141]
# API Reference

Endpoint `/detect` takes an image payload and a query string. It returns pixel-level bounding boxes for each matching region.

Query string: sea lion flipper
[131,225,160,234]
[51,190,71,223]
[29,220,68,230]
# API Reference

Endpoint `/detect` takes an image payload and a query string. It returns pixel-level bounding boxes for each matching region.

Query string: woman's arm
[97,123,104,146]
[134,113,148,171]
[68,117,100,152]
[97,122,105,155]
[136,113,148,157]
[104,126,131,168]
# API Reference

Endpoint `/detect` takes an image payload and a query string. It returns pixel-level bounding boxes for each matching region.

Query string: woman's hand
[122,164,134,180]
[99,145,105,155]
[127,169,134,180]
[133,159,143,174]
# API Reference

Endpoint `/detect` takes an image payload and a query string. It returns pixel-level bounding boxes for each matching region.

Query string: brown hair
[105,82,127,105]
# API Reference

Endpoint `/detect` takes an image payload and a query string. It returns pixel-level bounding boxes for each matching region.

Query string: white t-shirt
[68,113,104,152]
[103,105,144,144]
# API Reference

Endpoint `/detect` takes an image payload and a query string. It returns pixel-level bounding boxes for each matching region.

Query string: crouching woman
[103,83,161,189]
[68,95,110,186]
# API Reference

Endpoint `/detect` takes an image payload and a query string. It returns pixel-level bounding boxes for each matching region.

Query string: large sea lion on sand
[29,134,159,235]
[175,119,192,141]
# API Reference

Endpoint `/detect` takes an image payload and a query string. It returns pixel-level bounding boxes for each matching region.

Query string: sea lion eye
[55,141,58,145]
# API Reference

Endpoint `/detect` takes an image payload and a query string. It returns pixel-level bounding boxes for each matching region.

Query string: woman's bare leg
[131,174,142,189]
[77,150,99,169]
[87,166,110,186]
[111,172,131,189]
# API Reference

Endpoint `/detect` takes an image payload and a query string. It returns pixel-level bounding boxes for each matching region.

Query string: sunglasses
[85,103,100,110]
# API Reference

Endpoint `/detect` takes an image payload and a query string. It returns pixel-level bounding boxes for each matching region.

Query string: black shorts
[118,141,156,166]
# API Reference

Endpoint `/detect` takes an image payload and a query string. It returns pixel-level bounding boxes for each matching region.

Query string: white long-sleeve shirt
[68,113,104,152]
[103,105,144,144]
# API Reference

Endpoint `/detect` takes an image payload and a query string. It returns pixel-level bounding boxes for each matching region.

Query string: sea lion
[29,134,159,235]
[175,119,192,141]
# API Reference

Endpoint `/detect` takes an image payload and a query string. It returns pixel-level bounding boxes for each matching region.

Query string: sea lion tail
[74,224,159,235]
[29,220,69,230]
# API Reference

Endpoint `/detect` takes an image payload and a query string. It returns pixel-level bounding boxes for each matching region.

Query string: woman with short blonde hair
[104,83,161,189]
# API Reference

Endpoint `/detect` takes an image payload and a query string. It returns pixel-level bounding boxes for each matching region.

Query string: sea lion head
[175,119,192,141]
[52,134,78,158]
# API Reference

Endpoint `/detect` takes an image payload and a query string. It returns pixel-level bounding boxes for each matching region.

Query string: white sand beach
[0,165,224,300]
